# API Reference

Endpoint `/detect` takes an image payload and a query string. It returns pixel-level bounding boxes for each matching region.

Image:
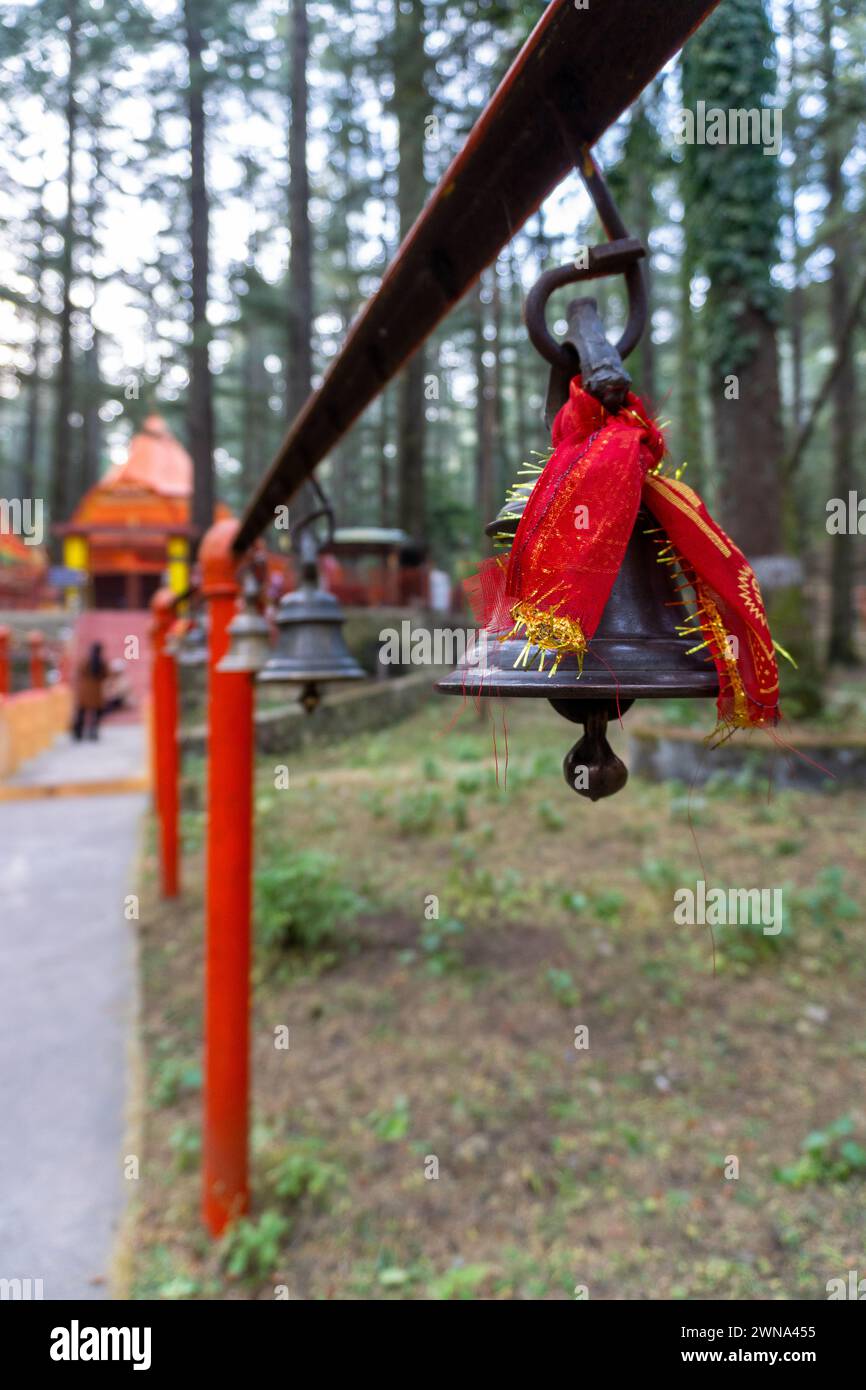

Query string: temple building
[0,532,50,609]
[56,415,231,610]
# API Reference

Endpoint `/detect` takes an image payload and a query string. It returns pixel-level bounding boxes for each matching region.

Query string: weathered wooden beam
[235,0,721,553]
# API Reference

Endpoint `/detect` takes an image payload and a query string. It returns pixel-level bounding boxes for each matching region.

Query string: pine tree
[682,0,822,713]
[682,0,784,557]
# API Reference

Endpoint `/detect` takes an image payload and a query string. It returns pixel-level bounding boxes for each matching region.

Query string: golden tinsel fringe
[506,600,588,678]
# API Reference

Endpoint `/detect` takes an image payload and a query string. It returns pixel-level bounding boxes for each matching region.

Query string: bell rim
[216,655,269,674]
[256,667,366,684]
[436,674,720,698]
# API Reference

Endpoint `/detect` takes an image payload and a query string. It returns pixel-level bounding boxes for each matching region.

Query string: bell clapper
[563,710,629,801]
[552,698,632,801]
[300,682,321,715]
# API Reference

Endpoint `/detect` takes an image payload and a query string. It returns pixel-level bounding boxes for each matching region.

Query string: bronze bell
[173,610,209,667]
[452,493,720,703]
[438,169,723,803]
[257,564,365,713]
[217,571,272,675]
[438,495,718,799]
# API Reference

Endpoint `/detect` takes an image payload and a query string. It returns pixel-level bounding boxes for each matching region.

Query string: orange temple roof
[101,415,192,498]
[63,416,231,536]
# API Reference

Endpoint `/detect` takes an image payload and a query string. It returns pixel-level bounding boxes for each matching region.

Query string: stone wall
[628,724,866,793]
[181,667,445,758]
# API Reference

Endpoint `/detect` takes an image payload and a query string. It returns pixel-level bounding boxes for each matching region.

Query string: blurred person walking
[72,642,109,741]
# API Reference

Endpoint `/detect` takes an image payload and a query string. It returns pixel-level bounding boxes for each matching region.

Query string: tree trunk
[50,0,80,546]
[491,265,505,501]
[184,0,215,542]
[630,97,657,406]
[392,0,428,539]
[287,0,312,420]
[509,243,529,454]
[786,0,805,432]
[20,196,46,500]
[822,0,858,666]
[78,82,107,499]
[286,0,318,529]
[21,328,42,501]
[474,278,496,532]
[712,307,784,557]
[683,0,822,716]
[378,389,391,527]
[241,321,268,495]
[79,327,102,494]
[396,356,426,538]
[677,219,704,494]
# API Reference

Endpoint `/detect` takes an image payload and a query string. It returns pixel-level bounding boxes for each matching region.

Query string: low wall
[181,668,444,759]
[177,607,451,716]
[628,721,866,793]
[0,684,72,779]
[178,605,471,729]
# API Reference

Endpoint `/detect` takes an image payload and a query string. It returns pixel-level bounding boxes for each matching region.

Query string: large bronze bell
[445,494,719,703]
[438,495,718,799]
[438,166,719,800]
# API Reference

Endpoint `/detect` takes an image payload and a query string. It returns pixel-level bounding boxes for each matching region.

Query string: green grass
[131,690,866,1301]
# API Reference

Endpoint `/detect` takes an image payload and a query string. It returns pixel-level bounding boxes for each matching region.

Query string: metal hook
[291,474,336,577]
[523,152,648,374]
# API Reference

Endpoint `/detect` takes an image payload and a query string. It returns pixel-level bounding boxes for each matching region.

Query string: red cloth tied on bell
[469,377,781,733]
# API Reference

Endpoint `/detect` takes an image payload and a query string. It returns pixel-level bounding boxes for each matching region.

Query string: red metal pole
[0,627,10,696]
[149,589,180,899]
[28,630,45,689]
[200,518,254,1235]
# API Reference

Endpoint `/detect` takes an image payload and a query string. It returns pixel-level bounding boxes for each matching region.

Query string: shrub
[775,1116,866,1188]
[368,1096,411,1142]
[255,850,361,950]
[419,916,466,975]
[546,968,579,1008]
[220,1210,290,1279]
[561,890,589,916]
[359,788,387,819]
[393,787,443,835]
[427,1264,494,1300]
[268,1139,346,1207]
[718,914,788,969]
[638,858,683,892]
[149,1053,201,1109]
[538,800,565,832]
[168,1122,201,1173]
[794,866,858,932]
[592,889,626,923]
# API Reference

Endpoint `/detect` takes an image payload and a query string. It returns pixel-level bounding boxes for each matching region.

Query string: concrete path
[0,721,147,1299]
[1,721,148,793]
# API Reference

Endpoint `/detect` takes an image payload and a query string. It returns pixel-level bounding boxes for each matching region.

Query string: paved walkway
[0,721,147,1299]
[0,721,148,798]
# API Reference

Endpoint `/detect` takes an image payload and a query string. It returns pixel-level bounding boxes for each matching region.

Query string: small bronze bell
[217,571,272,675]
[257,559,365,712]
[173,610,209,667]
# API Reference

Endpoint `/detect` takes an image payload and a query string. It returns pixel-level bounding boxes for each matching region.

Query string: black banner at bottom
[3,1296,862,1374]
